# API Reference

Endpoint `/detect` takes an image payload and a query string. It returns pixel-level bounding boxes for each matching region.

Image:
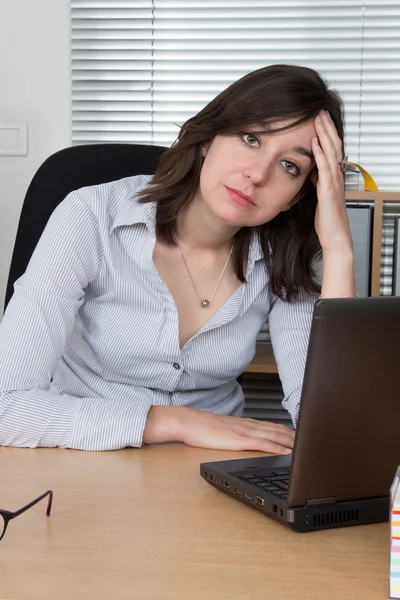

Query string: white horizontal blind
[71,0,400,191]
[360,1,400,191]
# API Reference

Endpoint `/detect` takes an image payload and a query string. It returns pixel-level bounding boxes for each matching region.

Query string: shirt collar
[110,178,264,263]
[110,178,156,234]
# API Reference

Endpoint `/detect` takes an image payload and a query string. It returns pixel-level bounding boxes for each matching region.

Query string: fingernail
[284,448,292,454]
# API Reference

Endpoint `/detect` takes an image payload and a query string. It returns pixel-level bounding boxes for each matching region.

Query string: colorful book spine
[390,467,400,599]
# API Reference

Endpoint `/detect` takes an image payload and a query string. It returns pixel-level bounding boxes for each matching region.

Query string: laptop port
[223,481,230,489]
[204,472,207,478]
[255,496,264,507]
[209,474,213,481]
[279,508,284,518]
[216,479,220,484]
[244,493,252,502]
[273,504,278,514]
[235,488,242,496]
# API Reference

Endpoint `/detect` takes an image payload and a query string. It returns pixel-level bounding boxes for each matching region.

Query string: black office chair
[4,143,167,312]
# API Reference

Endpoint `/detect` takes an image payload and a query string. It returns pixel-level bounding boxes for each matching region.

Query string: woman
[0,64,355,452]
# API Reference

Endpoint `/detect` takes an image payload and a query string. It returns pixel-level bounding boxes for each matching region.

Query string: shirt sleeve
[0,188,153,450]
[268,261,322,427]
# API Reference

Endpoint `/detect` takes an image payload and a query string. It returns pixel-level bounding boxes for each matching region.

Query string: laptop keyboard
[237,470,290,500]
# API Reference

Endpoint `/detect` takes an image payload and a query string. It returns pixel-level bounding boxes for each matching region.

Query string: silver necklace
[178,242,235,308]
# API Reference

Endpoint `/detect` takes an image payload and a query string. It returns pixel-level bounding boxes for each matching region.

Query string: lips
[225,186,256,208]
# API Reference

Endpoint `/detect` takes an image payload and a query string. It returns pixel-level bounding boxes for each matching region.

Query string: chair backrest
[4,143,167,311]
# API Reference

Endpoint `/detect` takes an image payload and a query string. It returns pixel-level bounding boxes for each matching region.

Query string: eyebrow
[293,146,313,161]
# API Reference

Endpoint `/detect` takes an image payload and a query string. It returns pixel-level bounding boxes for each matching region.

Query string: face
[196,118,317,228]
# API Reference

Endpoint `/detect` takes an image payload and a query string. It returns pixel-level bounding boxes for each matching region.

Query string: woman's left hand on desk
[143,406,294,453]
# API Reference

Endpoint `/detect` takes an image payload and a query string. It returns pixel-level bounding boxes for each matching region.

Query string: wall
[0,0,71,310]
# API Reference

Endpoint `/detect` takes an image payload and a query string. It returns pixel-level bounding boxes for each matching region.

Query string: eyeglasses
[0,490,53,541]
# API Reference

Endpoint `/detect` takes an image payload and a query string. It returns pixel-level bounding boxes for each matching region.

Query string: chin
[217,208,257,228]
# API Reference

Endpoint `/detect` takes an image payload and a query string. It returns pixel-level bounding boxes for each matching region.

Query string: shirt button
[173,362,181,370]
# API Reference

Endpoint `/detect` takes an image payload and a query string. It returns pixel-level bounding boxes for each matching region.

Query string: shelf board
[246,343,278,374]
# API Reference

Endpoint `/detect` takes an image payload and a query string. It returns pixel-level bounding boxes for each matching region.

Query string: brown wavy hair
[139,64,345,301]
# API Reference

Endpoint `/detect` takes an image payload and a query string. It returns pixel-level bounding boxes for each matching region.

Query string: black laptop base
[200,462,389,532]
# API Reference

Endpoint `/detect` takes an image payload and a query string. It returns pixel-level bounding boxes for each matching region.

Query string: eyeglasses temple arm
[11,490,53,519]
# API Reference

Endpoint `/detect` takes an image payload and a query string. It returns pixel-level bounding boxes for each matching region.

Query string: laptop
[200,296,400,532]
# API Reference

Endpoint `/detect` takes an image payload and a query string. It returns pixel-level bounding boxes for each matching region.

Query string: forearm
[0,389,153,450]
[320,249,356,298]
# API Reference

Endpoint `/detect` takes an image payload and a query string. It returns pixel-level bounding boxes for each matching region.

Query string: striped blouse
[0,175,318,451]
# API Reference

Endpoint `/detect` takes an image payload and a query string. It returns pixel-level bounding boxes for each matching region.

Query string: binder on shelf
[346,206,373,297]
[393,217,400,296]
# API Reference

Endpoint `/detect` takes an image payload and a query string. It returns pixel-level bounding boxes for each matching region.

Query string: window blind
[71,0,400,191]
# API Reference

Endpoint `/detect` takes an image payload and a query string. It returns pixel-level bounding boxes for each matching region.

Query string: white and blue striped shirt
[0,175,317,451]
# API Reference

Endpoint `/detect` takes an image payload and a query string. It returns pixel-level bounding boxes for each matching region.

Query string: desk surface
[0,445,389,600]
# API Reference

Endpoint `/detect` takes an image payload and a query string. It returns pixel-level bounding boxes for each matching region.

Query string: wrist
[322,247,354,265]
[142,405,189,445]
[320,252,356,298]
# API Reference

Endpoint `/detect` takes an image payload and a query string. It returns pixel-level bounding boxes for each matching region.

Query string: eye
[241,133,260,147]
[281,160,300,178]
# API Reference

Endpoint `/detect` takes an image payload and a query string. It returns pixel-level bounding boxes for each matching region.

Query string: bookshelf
[246,190,400,374]
[346,191,400,295]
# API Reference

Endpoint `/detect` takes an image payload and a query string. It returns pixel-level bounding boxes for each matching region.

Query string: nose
[243,156,272,185]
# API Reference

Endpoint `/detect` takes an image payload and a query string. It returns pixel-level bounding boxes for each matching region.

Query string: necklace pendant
[201,299,210,308]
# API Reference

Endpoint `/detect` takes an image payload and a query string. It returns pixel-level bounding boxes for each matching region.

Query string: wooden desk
[0,445,389,600]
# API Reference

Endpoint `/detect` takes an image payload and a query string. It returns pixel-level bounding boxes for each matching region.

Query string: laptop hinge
[306,496,336,507]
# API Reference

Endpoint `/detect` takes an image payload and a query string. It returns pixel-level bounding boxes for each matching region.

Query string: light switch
[0,123,28,156]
